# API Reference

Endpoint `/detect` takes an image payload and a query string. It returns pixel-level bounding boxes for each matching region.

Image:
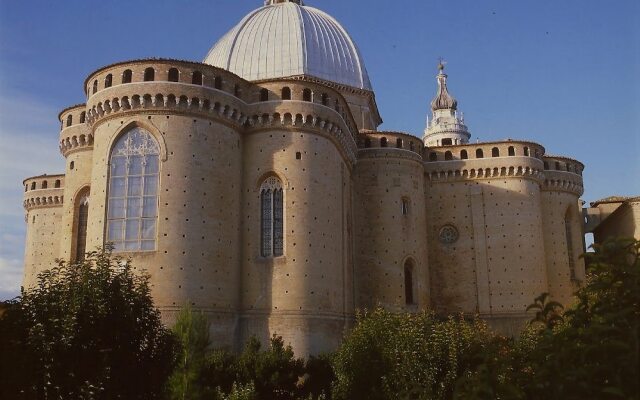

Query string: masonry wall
[353,148,429,311]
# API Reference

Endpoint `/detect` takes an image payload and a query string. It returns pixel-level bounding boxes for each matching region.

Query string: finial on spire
[437,57,447,73]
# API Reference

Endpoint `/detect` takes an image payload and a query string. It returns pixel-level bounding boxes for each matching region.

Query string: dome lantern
[265,0,303,5]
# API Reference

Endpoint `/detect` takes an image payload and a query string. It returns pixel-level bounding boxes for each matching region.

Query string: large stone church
[21,0,586,355]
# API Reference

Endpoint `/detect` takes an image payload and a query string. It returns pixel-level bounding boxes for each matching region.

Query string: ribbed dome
[204,1,373,91]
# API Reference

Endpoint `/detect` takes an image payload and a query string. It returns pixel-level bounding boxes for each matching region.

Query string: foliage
[0,247,178,400]
[0,299,36,399]
[167,305,212,400]
[331,309,503,400]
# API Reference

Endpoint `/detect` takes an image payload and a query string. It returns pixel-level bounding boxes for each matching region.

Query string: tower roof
[204,1,373,91]
[430,62,458,111]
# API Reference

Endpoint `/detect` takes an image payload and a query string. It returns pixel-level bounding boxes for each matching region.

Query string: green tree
[0,299,36,399]
[5,246,177,399]
[167,305,213,400]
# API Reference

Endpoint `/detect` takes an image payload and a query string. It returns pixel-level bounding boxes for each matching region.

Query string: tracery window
[106,127,160,252]
[260,176,284,257]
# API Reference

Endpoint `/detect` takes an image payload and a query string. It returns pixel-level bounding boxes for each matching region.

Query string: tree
[7,246,177,399]
[167,305,213,400]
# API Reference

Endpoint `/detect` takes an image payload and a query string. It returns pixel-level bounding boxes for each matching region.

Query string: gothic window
[168,68,179,82]
[144,67,155,81]
[282,87,291,100]
[192,71,203,85]
[122,69,132,84]
[260,176,284,258]
[565,208,576,280]
[75,192,90,261]
[105,74,113,88]
[460,149,468,159]
[106,127,160,252]
[404,261,414,305]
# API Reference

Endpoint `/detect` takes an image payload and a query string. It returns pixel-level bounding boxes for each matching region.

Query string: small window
[303,89,312,102]
[70,161,75,170]
[544,161,549,169]
[260,88,269,102]
[442,138,453,146]
[476,149,484,158]
[54,180,61,188]
[66,115,73,127]
[429,153,438,162]
[402,198,409,215]
[168,68,179,82]
[104,74,113,88]
[122,69,132,84]
[492,147,500,157]
[80,112,86,123]
[524,146,530,156]
[41,181,47,189]
[404,262,414,305]
[282,87,291,100]
[25,185,28,192]
[364,138,371,148]
[92,80,98,94]
[445,151,453,161]
[396,138,403,148]
[321,93,328,106]
[508,146,515,156]
[460,150,468,159]
[30,182,36,190]
[234,84,241,97]
[144,67,155,82]
[409,142,415,151]
[192,71,203,85]
[555,161,561,170]
[296,152,302,160]
[380,137,388,147]
[214,76,222,89]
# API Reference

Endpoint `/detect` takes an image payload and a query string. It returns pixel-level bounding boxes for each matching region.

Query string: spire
[265,0,303,5]
[430,62,458,112]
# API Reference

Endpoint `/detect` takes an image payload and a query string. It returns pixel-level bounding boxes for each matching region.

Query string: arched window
[523,146,530,156]
[54,179,61,188]
[168,68,179,82]
[303,88,312,102]
[380,137,388,147]
[364,138,371,148]
[460,149,468,159]
[476,149,484,158]
[41,181,47,189]
[492,147,500,157]
[192,71,203,85]
[565,208,576,280]
[429,153,438,162]
[30,182,36,190]
[122,69,132,84]
[282,87,291,100]
[555,161,562,170]
[80,112,86,123]
[214,76,223,89]
[445,151,453,161]
[441,138,453,146]
[404,261,414,305]
[107,127,160,252]
[396,138,403,148]
[508,146,515,156]
[25,185,28,192]
[75,191,90,261]
[409,142,415,151]
[401,198,409,215]
[70,161,75,170]
[104,74,113,88]
[144,67,155,82]
[92,80,98,94]
[321,93,328,106]
[66,115,73,127]
[260,88,269,102]
[260,176,284,258]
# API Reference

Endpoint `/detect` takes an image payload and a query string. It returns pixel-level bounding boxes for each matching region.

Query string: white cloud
[0,92,64,300]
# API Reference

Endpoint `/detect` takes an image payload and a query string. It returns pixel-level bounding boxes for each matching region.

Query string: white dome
[204,1,373,91]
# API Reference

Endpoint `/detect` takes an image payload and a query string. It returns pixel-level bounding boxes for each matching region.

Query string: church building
[21,0,586,355]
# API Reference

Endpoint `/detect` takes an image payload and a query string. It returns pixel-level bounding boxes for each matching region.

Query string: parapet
[23,174,65,210]
[58,104,92,157]
[541,155,584,196]
[358,130,424,159]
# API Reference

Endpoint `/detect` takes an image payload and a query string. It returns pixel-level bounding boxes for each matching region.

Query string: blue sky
[0,0,638,300]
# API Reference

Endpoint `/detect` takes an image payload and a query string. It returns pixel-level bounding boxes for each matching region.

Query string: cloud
[0,92,64,301]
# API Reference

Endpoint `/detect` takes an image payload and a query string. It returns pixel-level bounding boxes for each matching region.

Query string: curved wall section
[353,148,429,311]
[239,126,354,356]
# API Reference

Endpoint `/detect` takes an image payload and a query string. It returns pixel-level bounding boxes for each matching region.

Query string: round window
[439,225,459,244]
